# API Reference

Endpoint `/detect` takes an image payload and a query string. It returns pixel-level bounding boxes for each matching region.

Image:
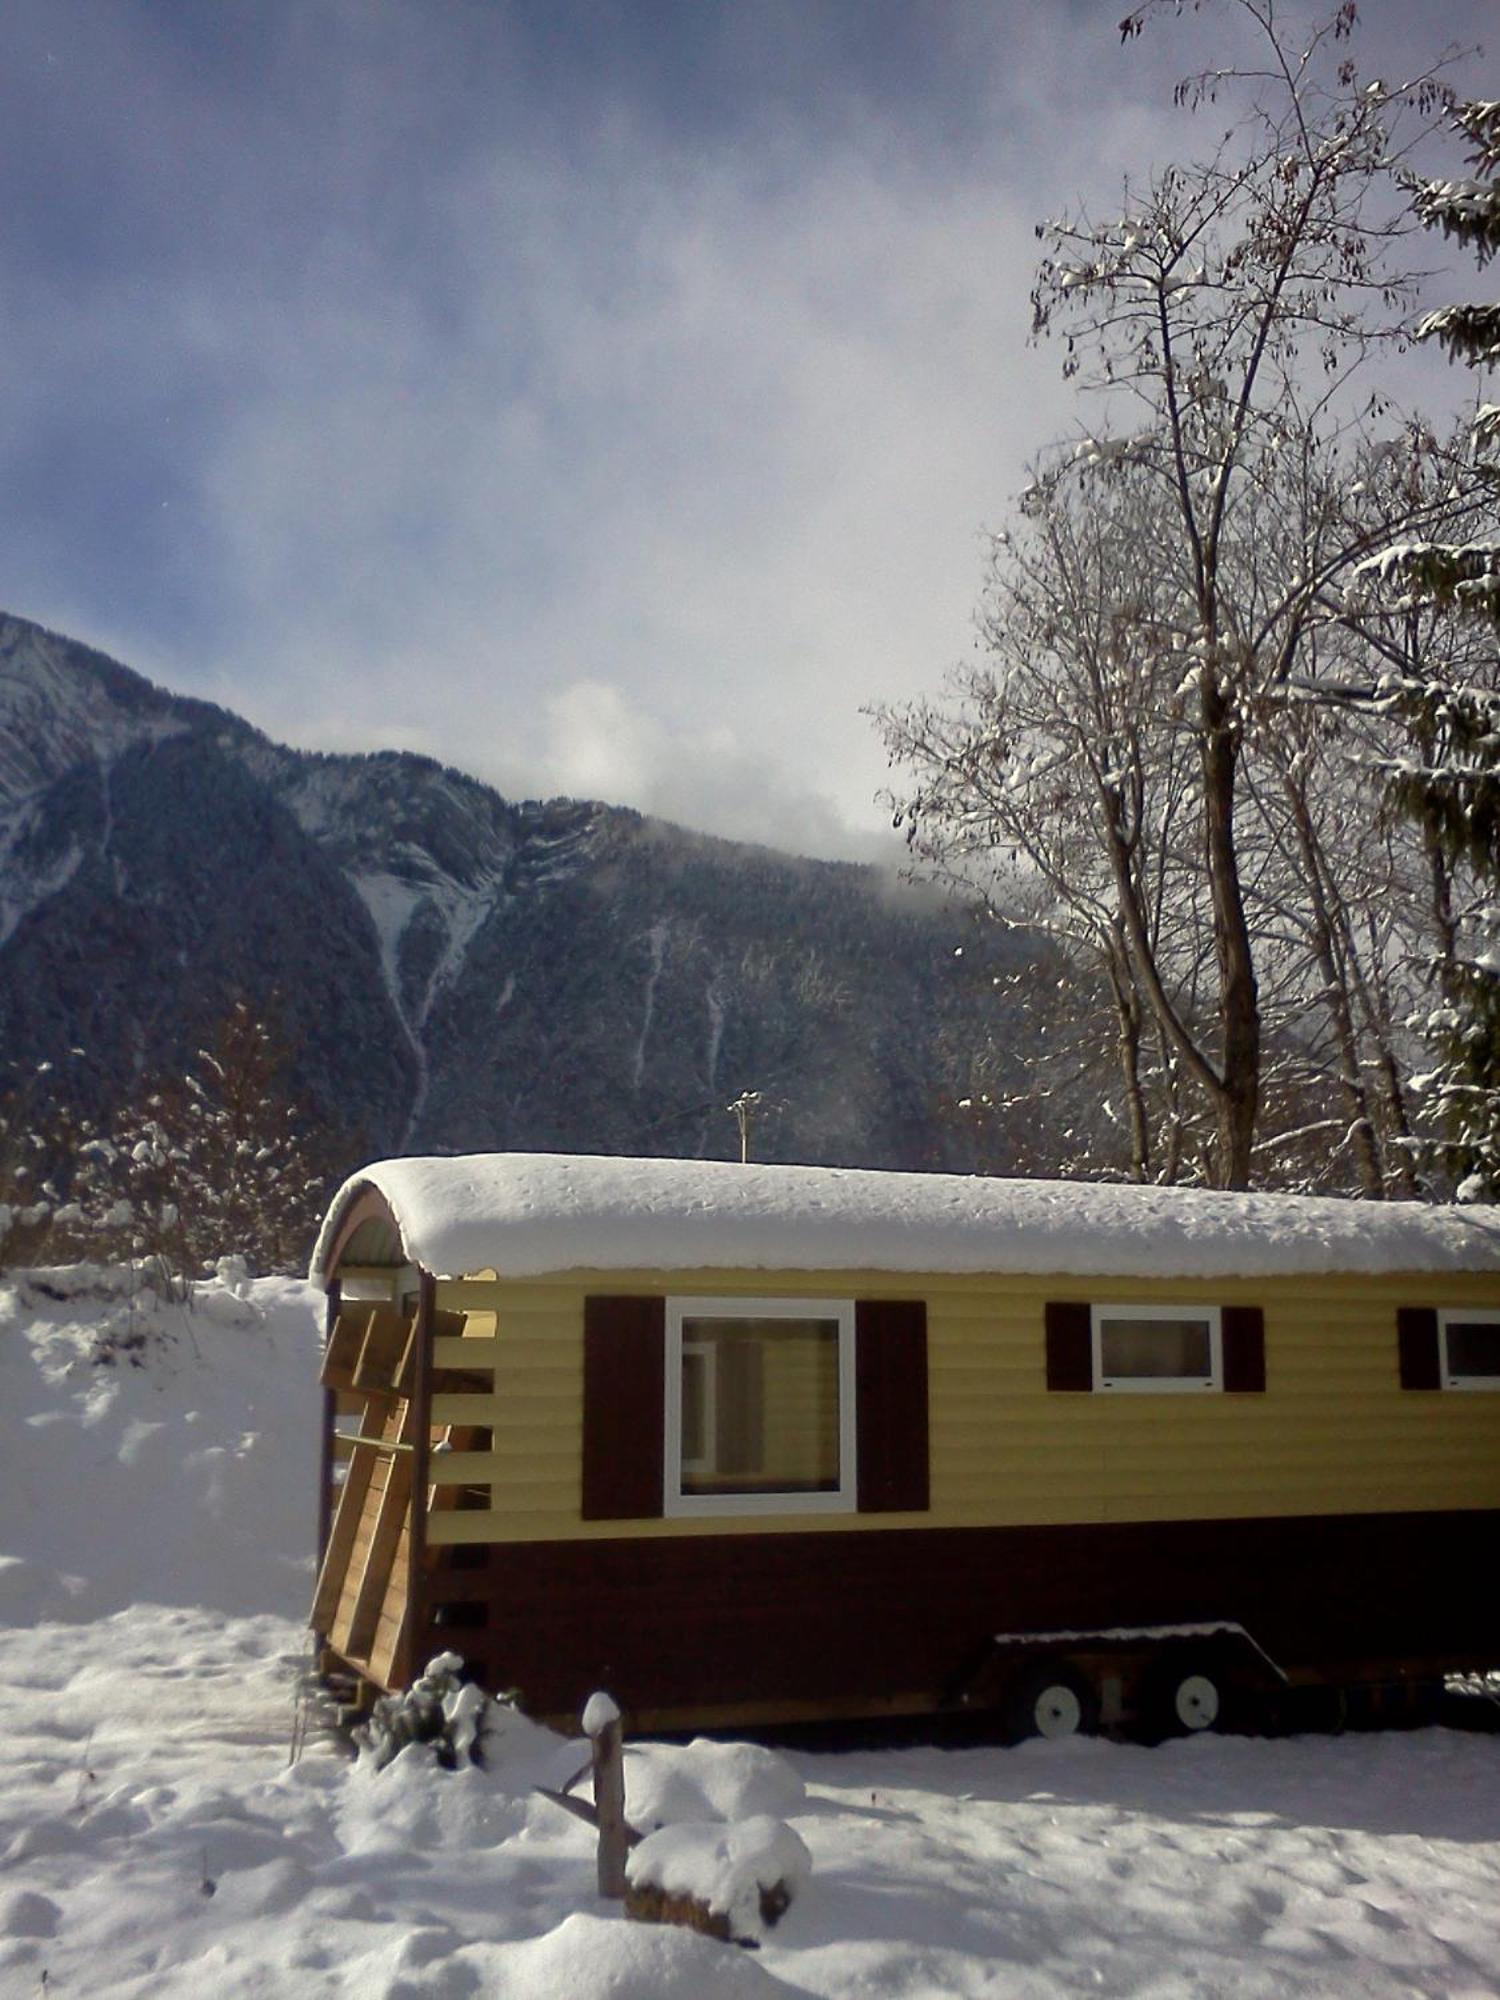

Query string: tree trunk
[1105,940,1151,1181]
[1200,672,1260,1188]
[1282,776,1385,1197]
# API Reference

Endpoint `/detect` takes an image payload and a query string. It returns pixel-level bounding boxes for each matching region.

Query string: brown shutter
[1397,1306,1441,1391]
[1221,1305,1266,1392]
[855,1299,929,1513]
[1045,1301,1093,1390]
[581,1295,665,1519]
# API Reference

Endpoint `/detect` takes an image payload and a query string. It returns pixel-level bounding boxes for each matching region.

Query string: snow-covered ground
[3,1266,1499,1998]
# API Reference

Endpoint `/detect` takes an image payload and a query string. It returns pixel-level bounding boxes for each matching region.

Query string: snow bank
[438,1910,804,1997]
[626,1737,807,1831]
[311,1151,1500,1285]
[0,1265,324,1621]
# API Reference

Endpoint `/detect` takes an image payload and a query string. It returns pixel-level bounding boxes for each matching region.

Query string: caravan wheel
[1170,1671,1221,1732]
[1145,1654,1228,1739]
[1006,1663,1099,1743]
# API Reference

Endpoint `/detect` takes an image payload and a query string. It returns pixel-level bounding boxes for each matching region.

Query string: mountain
[0,612,1034,1174]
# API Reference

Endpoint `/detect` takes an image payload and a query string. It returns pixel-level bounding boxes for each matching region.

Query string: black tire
[1004,1661,1100,1743]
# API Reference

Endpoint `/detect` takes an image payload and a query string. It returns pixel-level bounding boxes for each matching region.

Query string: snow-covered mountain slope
[0,618,195,811]
[0,610,1035,1173]
[0,618,199,950]
[1,1263,1498,1999]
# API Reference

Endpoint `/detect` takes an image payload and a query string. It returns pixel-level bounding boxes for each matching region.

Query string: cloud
[173,89,1062,857]
[496,676,901,864]
[0,0,1493,863]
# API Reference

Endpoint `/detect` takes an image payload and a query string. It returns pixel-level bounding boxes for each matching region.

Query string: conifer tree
[1362,101,1500,1198]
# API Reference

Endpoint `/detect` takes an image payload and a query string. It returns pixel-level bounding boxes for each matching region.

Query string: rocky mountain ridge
[0,612,1029,1175]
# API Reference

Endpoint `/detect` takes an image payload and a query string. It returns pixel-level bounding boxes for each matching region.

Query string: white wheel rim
[1174,1674,1220,1731]
[1033,1684,1083,1738]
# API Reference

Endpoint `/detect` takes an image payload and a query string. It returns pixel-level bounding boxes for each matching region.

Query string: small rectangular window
[665,1299,855,1516]
[1440,1309,1500,1390]
[1091,1304,1222,1392]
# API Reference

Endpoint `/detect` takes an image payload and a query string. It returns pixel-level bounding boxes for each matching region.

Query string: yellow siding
[426,1266,1500,1546]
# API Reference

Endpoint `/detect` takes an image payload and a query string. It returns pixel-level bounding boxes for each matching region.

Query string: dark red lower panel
[413,1509,1500,1724]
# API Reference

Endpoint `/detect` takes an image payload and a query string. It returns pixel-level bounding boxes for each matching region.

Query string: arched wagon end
[310,1183,489,1705]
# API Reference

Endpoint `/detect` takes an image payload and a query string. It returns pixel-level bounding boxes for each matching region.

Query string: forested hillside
[0,613,1036,1185]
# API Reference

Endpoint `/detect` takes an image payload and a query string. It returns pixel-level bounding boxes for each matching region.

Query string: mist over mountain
[0,612,1036,1175]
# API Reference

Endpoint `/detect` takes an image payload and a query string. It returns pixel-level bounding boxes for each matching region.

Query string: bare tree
[880,0,1468,1189]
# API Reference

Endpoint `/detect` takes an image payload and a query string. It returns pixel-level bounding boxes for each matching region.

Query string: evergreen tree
[126,1002,332,1277]
[1362,101,1500,1198]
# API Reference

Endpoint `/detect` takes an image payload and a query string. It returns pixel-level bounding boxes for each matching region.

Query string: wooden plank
[406,1271,436,1693]
[342,1401,416,1662]
[368,1521,412,1687]
[311,1398,389,1632]
[331,1455,392,1647]
[315,1283,341,1578]
[394,1318,418,1399]
[352,1308,412,1395]
[329,1401,408,1652]
[320,1308,367,1392]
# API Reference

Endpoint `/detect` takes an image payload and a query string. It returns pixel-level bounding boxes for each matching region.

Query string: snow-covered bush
[357,1653,492,1773]
[0,1002,332,1282]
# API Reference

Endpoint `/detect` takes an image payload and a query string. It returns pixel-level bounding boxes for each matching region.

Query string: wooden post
[402,1270,435,1688]
[583,1692,627,1899]
[314,1278,341,1646]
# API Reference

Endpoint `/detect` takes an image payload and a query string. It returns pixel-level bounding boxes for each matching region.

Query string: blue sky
[0,0,1490,860]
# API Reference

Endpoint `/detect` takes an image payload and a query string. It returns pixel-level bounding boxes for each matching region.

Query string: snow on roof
[310,1152,1500,1286]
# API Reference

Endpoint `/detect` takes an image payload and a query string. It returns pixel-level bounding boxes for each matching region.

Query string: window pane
[680,1316,840,1495]
[681,1348,708,1467]
[1447,1320,1500,1380]
[1099,1316,1212,1381]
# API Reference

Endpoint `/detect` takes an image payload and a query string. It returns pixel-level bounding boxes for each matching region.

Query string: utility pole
[727,1090,763,1164]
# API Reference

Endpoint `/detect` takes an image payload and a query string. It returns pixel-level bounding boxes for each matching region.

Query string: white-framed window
[1439,1308,1500,1390]
[1090,1303,1223,1393]
[664,1297,857,1517]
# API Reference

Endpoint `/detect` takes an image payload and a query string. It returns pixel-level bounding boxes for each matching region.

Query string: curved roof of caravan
[310,1152,1500,1287]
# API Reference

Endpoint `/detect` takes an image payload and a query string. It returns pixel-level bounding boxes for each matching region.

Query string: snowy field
[2,1266,1499,1999]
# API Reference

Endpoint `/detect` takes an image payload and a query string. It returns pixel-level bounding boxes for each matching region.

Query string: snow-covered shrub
[0,1003,334,1284]
[357,1653,492,1773]
[0,1064,107,1270]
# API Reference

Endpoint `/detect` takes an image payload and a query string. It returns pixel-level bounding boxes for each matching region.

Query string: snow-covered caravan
[308,1154,1500,1735]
